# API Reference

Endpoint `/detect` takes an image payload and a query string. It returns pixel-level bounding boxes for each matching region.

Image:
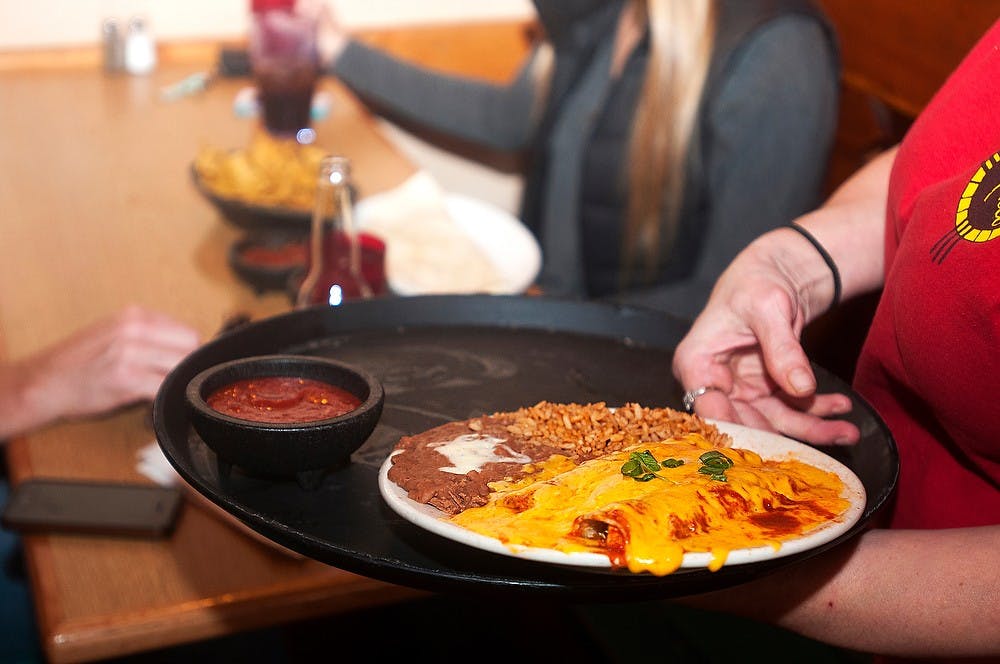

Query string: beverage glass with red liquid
[249,0,319,139]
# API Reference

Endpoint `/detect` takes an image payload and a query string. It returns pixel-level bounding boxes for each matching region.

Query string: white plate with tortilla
[378,419,866,574]
[355,175,541,296]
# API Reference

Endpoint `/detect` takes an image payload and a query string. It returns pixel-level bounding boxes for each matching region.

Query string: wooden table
[0,60,425,663]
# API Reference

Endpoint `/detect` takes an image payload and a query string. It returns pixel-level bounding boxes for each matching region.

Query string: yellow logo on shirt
[931,151,1000,263]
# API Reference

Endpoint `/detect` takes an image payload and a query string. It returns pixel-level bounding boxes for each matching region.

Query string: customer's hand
[0,305,200,438]
[314,0,350,67]
[671,231,859,446]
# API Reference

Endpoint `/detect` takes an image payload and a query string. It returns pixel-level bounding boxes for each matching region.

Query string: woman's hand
[313,0,350,68]
[671,229,860,445]
[672,146,898,445]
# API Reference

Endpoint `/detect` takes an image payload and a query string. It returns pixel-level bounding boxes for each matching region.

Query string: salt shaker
[124,16,157,75]
[296,156,383,307]
[101,18,124,73]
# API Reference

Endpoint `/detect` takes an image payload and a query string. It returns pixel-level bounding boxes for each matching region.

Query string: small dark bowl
[228,233,308,295]
[185,354,384,488]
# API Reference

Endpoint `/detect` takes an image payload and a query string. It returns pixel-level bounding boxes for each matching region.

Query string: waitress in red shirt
[671,18,1000,663]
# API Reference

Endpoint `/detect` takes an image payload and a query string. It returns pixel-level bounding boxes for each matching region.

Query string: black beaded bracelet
[787,222,842,309]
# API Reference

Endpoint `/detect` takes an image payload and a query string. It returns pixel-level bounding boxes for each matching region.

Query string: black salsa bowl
[185,353,384,488]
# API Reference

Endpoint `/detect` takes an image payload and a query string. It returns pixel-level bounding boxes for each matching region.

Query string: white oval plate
[378,419,866,573]
[355,192,541,296]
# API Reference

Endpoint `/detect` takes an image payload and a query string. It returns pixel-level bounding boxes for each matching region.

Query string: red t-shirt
[853,20,1000,529]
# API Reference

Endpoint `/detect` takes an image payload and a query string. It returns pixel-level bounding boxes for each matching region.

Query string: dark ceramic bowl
[185,354,384,487]
[228,233,308,295]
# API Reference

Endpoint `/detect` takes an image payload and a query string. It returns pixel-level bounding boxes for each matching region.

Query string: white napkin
[136,440,181,488]
[356,171,507,295]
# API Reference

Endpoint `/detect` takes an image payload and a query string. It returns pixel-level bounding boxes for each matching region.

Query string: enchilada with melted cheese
[379,402,865,576]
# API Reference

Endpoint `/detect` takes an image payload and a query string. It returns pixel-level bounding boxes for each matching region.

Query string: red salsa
[206,376,361,423]
[240,240,308,268]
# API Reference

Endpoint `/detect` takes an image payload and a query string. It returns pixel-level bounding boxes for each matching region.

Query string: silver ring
[682,385,723,412]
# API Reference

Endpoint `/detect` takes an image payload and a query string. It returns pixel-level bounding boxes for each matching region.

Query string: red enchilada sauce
[206,376,361,423]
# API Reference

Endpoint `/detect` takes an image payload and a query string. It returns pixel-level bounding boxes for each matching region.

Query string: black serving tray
[153,295,897,602]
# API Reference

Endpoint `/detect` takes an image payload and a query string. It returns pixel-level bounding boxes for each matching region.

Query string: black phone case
[217,48,251,77]
[1,479,183,538]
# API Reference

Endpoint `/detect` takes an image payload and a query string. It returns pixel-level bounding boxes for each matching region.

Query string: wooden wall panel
[818,1,1000,192]
[818,0,999,117]
[0,20,537,81]
[355,20,535,84]
[807,3,1000,381]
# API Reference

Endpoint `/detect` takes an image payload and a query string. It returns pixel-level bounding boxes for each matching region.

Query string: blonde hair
[529,1,716,288]
[624,0,716,285]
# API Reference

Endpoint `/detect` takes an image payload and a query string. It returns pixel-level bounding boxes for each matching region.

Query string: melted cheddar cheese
[448,433,849,576]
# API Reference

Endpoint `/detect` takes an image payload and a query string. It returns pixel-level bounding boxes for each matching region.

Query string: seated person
[320,0,840,319]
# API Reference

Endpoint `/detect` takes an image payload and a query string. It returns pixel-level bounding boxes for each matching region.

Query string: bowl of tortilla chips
[191,132,327,233]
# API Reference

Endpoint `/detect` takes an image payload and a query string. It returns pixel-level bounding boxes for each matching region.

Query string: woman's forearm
[733,145,897,321]
[795,145,898,303]
[329,40,541,151]
[683,524,1000,657]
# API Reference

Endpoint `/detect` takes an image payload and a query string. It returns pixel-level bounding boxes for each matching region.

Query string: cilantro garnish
[620,449,734,483]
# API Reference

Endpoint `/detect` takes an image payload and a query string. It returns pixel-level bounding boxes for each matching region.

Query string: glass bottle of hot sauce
[295,156,386,307]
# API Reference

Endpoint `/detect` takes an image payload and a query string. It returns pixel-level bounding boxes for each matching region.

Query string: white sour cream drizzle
[430,434,532,475]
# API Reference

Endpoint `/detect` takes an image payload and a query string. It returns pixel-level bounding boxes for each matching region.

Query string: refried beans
[386,401,730,515]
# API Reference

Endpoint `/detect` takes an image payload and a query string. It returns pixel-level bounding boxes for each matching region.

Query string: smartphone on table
[1,478,183,538]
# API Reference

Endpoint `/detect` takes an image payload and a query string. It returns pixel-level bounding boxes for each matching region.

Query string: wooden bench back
[808,2,999,380]
[819,0,1000,190]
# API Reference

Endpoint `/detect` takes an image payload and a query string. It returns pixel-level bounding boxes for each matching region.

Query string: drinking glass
[249,1,319,139]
